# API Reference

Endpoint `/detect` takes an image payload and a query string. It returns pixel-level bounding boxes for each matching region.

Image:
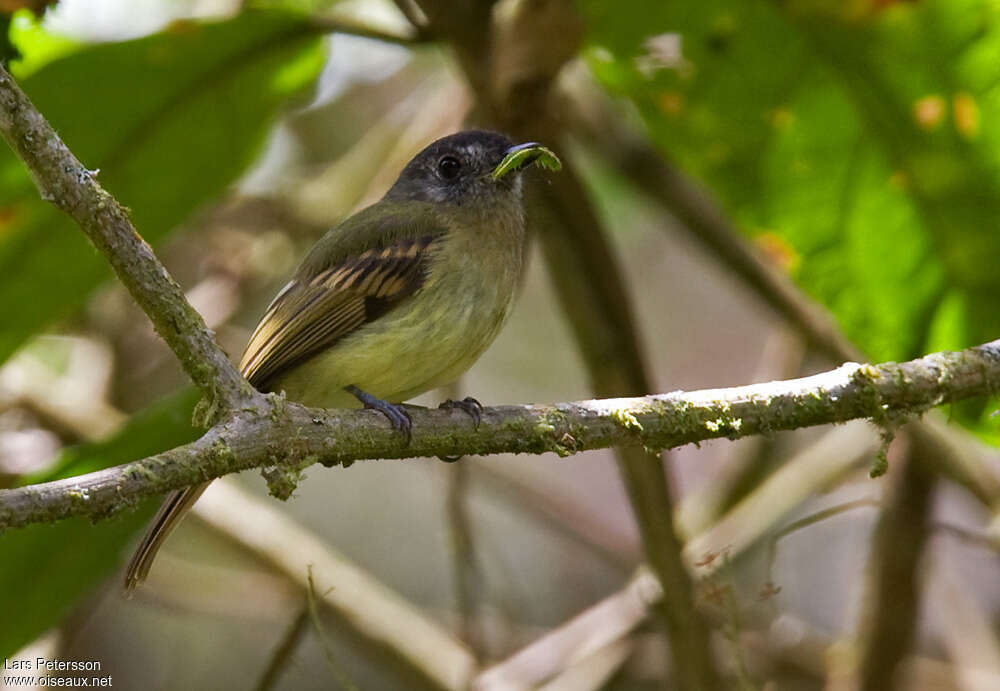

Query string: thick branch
[0,65,256,412]
[2,340,998,530]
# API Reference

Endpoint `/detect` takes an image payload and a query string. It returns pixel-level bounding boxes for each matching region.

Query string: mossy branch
[2,341,999,530]
[0,64,259,414]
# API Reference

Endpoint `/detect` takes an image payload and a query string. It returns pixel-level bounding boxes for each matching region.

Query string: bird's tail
[123,481,211,594]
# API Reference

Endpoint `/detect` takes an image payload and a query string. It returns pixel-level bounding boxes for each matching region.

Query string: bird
[124,129,558,592]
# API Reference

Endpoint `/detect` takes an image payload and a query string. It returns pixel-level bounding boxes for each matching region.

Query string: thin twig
[471,464,634,569]
[932,521,1000,553]
[306,567,361,691]
[474,568,660,691]
[389,0,429,33]
[925,558,1000,690]
[307,15,433,45]
[197,481,476,691]
[682,423,875,567]
[254,607,310,691]
[764,498,880,586]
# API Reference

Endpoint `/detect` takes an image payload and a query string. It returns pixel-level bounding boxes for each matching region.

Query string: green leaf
[492,143,562,180]
[0,389,200,657]
[8,10,81,77]
[583,0,1000,366]
[0,9,326,366]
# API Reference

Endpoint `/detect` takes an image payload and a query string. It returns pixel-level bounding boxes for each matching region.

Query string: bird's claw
[376,401,412,441]
[346,385,412,443]
[439,396,483,429]
[436,397,483,463]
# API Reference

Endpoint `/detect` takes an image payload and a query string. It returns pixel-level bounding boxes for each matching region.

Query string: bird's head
[384,130,560,207]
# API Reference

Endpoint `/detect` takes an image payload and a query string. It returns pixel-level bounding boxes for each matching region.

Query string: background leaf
[0,389,199,657]
[0,9,326,366]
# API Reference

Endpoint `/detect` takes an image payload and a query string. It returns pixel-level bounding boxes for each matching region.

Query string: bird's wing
[239,233,441,390]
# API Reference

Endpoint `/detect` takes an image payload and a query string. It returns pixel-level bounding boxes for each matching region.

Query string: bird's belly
[274,266,516,408]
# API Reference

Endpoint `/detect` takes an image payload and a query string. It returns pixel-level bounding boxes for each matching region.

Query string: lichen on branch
[1,340,998,531]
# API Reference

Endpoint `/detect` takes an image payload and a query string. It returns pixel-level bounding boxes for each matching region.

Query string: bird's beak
[492,142,562,180]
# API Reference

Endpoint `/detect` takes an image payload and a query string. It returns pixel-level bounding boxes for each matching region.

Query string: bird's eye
[437,155,461,180]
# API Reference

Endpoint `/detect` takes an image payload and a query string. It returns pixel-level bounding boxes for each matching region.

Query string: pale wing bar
[239,235,438,390]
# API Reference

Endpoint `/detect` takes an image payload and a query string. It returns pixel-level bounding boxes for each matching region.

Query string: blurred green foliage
[0,388,199,656]
[0,9,325,367]
[9,10,80,74]
[583,0,1000,433]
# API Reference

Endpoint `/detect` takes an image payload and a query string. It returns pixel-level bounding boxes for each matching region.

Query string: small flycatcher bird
[124,130,560,591]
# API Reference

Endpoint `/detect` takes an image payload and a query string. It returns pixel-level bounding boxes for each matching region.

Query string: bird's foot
[438,396,483,429]
[346,385,412,443]
[436,397,483,462]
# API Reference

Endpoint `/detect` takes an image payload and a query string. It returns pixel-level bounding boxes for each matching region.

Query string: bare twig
[306,15,434,45]
[473,419,868,689]
[197,481,475,691]
[926,558,1000,691]
[254,607,310,691]
[390,0,429,32]
[306,567,362,691]
[767,614,971,690]
[764,497,879,584]
[537,637,634,691]
[474,568,660,691]
[683,423,876,562]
